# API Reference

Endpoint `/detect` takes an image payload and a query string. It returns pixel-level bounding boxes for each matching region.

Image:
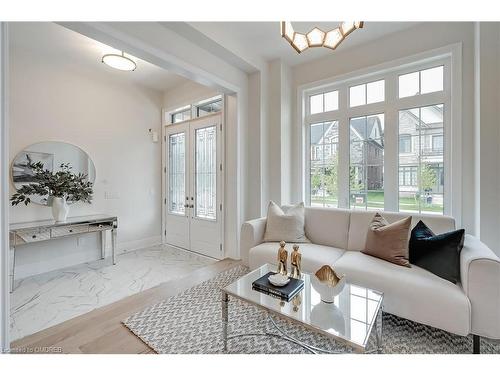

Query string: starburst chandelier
[280,21,364,53]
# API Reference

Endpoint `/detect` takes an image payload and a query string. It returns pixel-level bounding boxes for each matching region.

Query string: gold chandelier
[280,21,364,53]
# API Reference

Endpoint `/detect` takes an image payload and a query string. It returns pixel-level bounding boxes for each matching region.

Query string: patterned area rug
[123,265,500,354]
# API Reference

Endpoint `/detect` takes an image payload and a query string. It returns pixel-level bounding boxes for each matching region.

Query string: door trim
[161,102,225,258]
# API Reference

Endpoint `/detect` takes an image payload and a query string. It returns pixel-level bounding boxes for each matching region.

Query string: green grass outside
[312,191,443,213]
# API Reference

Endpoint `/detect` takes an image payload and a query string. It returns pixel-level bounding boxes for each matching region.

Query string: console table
[9,214,118,293]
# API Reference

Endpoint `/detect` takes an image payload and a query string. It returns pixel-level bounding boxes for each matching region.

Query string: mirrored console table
[9,214,118,293]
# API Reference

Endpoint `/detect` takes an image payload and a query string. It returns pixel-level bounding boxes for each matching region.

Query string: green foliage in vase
[10,162,93,206]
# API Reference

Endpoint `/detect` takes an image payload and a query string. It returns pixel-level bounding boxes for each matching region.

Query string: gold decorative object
[277,240,288,276]
[280,21,364,54]
[290,244,302,279]
[292,294,302,312]
[312,265,346,303]
[315,265,343,287]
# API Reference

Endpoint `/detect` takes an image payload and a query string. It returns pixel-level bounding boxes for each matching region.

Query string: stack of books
[252,272,304,301]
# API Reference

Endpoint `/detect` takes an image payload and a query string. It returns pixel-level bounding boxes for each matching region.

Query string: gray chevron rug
[123,265,500,354]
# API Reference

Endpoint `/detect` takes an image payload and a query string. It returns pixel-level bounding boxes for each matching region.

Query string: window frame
[300,44,461,222]
[165,95,223,125]
[170,105,192,124]
[349,79,386,108]
[195,96,223,117]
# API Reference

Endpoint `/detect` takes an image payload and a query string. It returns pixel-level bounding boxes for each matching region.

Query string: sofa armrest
[460,234,500,339]
[240,217,267,266]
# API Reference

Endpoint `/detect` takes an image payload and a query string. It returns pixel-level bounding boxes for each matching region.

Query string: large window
[398,104,444,214]
[349,114,385,210]
[304,56,451,216]
[310,121,339,207]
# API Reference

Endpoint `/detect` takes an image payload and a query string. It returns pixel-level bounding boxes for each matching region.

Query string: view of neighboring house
[398,104,444,213]
[309,105,444,213]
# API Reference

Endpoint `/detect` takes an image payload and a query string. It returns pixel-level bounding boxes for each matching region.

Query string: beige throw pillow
[362,212,412,267]
[263,201,310,243]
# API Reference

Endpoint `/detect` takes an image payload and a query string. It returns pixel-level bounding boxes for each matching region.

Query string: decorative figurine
[290,244,302,279]
[292,294,302,312]
[277,240,288,276]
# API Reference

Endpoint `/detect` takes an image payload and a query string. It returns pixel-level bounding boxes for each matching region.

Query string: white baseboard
[15,235,163,280]
[114,235,162,255]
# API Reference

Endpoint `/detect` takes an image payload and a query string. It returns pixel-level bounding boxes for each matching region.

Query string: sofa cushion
[347,210,456,251]
[333,251,470,336]
[248,242,345,273]
[409,220,465,284]
[363,213,412,267]
[264,201,310,243]
[304,207,350,249]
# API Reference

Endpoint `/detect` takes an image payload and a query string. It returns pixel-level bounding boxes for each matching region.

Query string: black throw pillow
[409,220,465,284]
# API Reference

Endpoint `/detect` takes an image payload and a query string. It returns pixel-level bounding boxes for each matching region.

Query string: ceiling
[189,22,422,67]
[9,22,424,89]
[9,22,189,93]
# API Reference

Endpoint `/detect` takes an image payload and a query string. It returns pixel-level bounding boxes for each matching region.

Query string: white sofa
[240,206,500,350]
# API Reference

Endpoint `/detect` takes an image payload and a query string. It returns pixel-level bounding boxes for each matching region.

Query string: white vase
[52,197,69,222]
[311,275,346,303]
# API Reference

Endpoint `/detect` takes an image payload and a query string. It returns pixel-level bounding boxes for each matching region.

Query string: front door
[164,114,223,259]
[165,122,190,250]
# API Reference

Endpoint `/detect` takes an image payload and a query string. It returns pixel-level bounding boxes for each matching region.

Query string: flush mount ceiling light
[101,51,137,71]
[281,21,364,54]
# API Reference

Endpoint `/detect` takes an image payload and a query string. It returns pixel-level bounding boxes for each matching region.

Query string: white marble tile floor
[10,244,215,341]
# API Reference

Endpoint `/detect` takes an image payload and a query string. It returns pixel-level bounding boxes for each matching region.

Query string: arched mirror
[11,141,96,205]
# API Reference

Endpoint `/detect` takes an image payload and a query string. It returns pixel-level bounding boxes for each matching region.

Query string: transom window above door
[167,95,223,124]
[302,53,453,217]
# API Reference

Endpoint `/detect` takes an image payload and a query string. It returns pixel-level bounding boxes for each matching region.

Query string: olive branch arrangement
[11,162,93,206]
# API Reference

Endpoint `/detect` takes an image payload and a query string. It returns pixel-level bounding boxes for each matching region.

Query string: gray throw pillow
[263,201,310,243]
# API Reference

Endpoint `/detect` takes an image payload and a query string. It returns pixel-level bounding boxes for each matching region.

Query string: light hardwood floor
[11,258,241,354]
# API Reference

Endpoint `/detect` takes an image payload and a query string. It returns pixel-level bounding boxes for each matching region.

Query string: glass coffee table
[221,263,383,354]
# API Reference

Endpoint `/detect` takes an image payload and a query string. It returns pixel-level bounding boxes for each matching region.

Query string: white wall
[9,43,164,278]
[267,60,282,204]
[266,59,294,207]
[162,80,219,111]
[290,22,478,237]
[246,72,262,219]
[475,23,500,255]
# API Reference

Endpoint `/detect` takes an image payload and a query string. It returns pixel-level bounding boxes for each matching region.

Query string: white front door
[164,114,223,259]
[165,122,190,250]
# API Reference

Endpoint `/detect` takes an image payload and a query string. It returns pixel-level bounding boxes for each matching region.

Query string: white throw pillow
[263,201,310,243]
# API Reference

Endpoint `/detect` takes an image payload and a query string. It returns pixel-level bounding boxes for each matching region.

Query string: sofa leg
[473,335,480,354]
